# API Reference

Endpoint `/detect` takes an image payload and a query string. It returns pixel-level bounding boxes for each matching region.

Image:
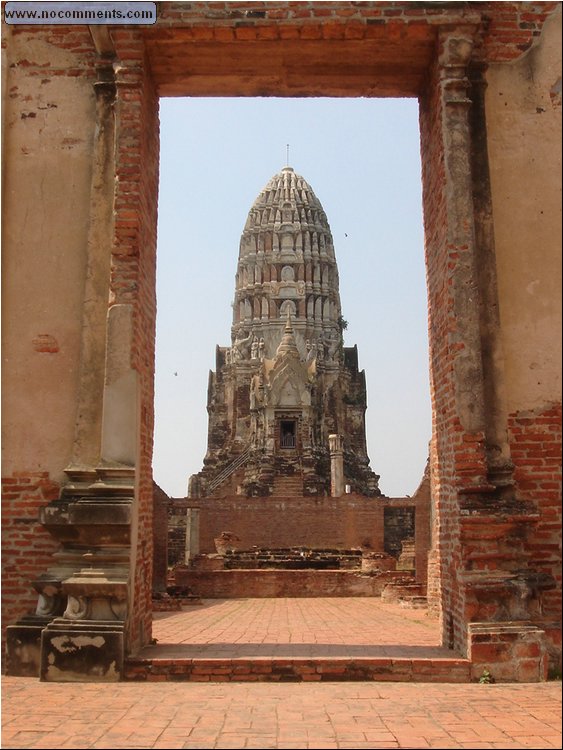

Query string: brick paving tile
[364,731,407,742]
[145,599,450,660]
[511,738,562,748]
[2,674,562,749]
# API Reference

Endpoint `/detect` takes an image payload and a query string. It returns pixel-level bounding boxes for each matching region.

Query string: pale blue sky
[154,97,430,498]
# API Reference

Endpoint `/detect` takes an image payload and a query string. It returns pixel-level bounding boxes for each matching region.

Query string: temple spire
[190,163,380,499]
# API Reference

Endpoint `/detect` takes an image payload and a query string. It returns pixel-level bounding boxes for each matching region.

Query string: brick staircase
[271,474,303,496]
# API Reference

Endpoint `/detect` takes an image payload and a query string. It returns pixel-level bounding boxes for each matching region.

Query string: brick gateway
[2,2,561,682]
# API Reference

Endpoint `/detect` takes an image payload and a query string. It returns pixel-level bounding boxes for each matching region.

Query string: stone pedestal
[397,538,416,571]
[5,573,67,676]
[5,466,134,681]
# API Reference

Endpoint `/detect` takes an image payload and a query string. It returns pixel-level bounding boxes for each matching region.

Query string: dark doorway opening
[280,419,297,449]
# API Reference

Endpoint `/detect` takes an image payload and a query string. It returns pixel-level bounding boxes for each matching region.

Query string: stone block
[40,619,124,682]
[5,620,50,677]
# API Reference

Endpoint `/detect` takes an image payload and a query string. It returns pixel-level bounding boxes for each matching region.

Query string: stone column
[329,434,344,498]
[100,304,138,465]
[185,508,201,564]
[438,27,488,470]
[69,59,116,470]
[467,63,514,488]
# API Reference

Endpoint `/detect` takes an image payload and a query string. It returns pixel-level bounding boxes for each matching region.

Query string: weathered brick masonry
[2,2,560,681]
[1,474,61,652]
[509,403,563,657]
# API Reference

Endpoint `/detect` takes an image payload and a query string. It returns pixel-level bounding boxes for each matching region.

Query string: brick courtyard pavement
[148,597,449,658]
[2,677,561,749]
[2,599,562,748]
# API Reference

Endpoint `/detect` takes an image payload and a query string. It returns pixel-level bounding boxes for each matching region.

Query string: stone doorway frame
[12,7,554,682]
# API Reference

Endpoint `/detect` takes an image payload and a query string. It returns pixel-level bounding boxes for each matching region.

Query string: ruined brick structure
[2,2,561,683]
[189,166,380,499]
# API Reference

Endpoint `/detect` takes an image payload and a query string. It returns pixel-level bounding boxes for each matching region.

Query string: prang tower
[189,166,380,498]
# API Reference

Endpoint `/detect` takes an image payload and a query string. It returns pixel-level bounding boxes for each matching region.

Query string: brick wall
[419,50,462,649]
[509,403,563,621]
[416,5,561,658]
[153,1,557,59]
[414,471,431,595]
[384,507,415,556]
[174,568,410,599]
[1,474,61,642]
[176,495,386,554]
[165,490,430,587]
[1,24,98,646]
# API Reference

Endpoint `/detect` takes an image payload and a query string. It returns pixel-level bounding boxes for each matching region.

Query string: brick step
[272,478,303,487]
[381,582,423,602]
[399,596,429,609]
[124,654,471,683]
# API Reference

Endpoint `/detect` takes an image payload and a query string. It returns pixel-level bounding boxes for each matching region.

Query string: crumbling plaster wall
[486,8,562,624]
[1,28,96,480]
[1,26,98,631]
[486,9,562,414]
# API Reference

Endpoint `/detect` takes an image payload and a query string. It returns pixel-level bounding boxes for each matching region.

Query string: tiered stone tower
[189,166,380,498]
